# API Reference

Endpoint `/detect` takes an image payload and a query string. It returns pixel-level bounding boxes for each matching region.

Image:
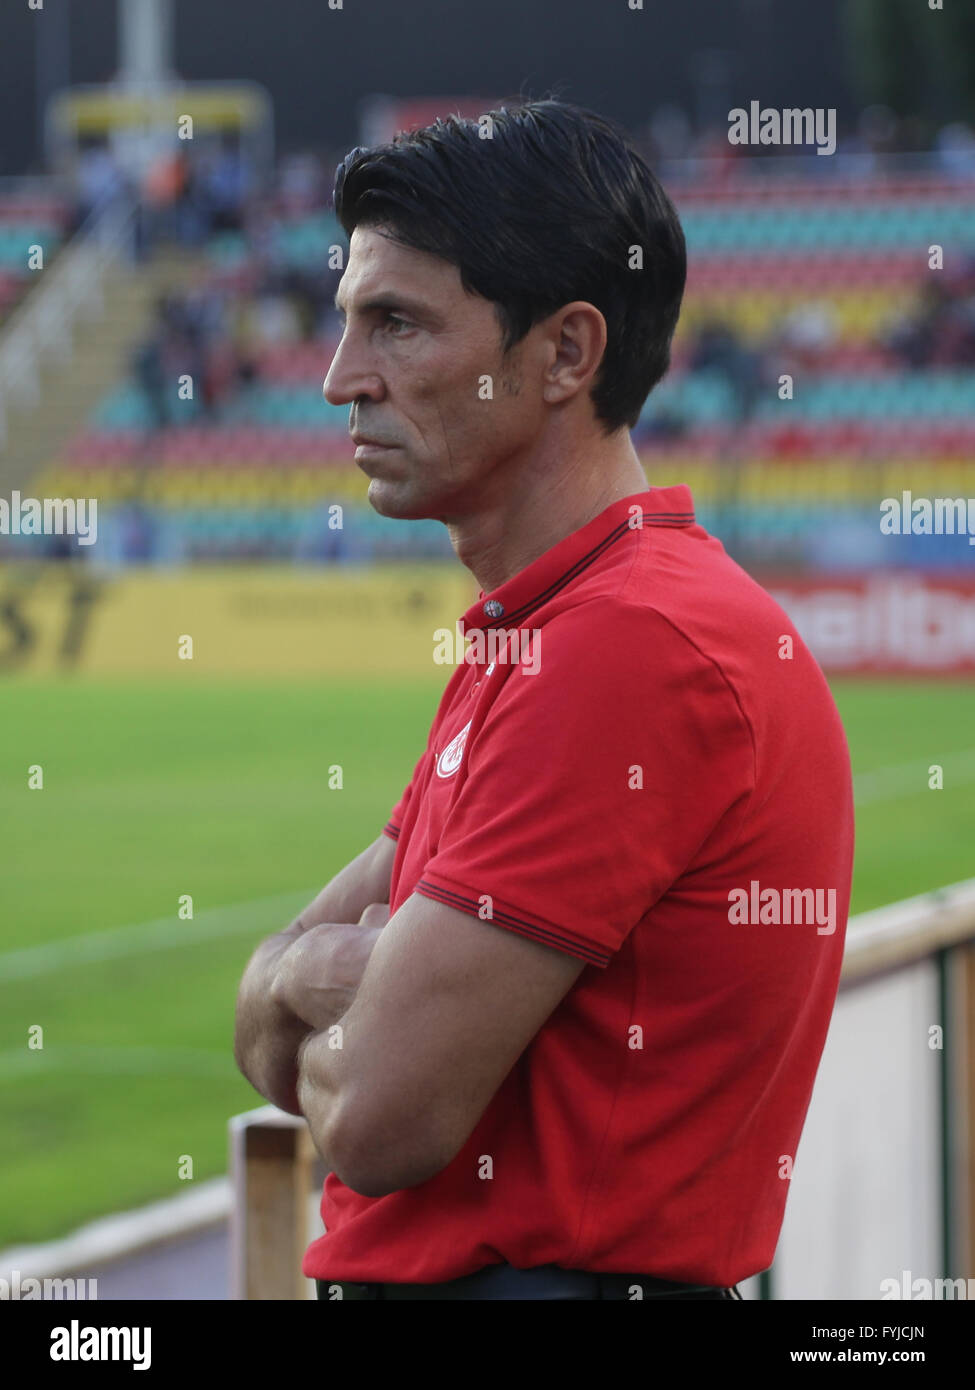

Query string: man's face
[324,225,545,520]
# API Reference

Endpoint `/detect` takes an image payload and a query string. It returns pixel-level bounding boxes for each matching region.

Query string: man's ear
[541,301,608,407]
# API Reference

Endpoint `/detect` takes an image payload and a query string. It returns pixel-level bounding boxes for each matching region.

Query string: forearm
[291,919,393,1189]
[234,893,391,1112]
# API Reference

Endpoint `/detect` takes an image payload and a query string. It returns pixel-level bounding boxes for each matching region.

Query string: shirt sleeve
[415,602,755,967]
[383,803,407,842]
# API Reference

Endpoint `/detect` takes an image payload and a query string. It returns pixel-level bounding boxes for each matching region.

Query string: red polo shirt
[302,484,854,1288]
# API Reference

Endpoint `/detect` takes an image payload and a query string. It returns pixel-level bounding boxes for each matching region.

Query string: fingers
[269,928,332,1004]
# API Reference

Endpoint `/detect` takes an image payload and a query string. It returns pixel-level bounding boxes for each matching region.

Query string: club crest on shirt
[436,720,472,779]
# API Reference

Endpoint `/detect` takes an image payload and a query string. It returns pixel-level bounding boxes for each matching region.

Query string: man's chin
[366,477,437,522]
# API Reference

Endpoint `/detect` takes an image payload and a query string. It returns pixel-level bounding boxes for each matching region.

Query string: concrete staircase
[0,245,207,494]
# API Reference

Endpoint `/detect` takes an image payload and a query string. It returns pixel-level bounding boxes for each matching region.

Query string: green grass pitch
[1,675,973,1245]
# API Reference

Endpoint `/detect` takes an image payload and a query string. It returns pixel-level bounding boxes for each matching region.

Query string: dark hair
[332,99,686,434]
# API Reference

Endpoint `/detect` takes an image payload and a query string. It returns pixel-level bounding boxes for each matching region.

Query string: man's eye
[385,314,411,334]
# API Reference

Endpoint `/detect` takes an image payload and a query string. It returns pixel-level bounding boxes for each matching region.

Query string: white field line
[0,887,315,984]
[852,747,975,806]
[0,1045,235,1081]
[0,746,972,987]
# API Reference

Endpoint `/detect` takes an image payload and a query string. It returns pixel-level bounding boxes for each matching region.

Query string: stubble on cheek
[495,339,525,399]
[498,364,523,397]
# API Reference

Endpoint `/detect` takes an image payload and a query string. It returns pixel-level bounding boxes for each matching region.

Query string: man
[233,100,855,1301]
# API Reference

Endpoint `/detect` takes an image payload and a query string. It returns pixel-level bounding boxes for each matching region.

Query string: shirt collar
[460,484,695,634]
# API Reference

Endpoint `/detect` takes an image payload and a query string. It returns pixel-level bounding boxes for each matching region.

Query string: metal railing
[0,191,137,449]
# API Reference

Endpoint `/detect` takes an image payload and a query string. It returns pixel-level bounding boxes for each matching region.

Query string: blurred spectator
[137,145,193,257]
[278,152,327,215]
[197,136,252,234]
[775,303,839,373]
[279,266,336,340]
[118,502,155,563]
[131,298,170,431]
[242,199,279,278]
[688,318,764,422]
[70,140,129,233]
[884,259,975,368]
[131,282,236,429]
[242,282,303,346]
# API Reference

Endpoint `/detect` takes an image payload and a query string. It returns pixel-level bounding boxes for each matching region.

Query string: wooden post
[965,944,975,1278]
[229,1106,318,1300]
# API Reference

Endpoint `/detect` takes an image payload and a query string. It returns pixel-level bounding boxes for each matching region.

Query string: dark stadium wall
[0,0,858,177]
[0,0,118,177]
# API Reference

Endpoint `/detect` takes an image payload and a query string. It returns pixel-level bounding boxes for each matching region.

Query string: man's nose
[323,334,384,407]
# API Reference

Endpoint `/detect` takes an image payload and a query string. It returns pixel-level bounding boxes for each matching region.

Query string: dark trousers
[315,1262,745,1300]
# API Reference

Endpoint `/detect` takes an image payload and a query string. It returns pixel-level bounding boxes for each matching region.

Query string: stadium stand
[4,156,975,574]
[0,190,73,328]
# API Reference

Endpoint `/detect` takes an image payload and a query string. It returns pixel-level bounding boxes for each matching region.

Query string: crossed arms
[233,834,396,1115]
[233,833,585,1197]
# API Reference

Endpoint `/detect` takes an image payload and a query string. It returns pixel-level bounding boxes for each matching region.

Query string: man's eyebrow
[333,289,439,322]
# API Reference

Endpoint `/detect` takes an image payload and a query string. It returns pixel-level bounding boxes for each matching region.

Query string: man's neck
[445,431,649,595]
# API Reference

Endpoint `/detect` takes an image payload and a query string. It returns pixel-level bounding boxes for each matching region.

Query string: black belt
[315,1262,743,1300]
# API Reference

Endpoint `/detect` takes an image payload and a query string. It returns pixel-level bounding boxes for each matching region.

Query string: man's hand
[270,903,389,1033]
[234,835,396,1114]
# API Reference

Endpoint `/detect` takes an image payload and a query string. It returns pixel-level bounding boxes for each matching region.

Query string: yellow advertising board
[0,564,478,679]
[50,84,271,136]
